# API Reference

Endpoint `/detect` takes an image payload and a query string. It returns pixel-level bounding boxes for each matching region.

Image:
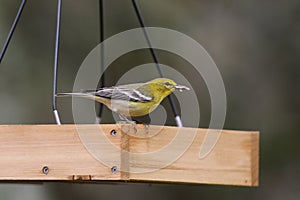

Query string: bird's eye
[164,82,171,86]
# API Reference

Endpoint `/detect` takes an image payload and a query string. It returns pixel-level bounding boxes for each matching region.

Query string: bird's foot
[135,121,150,134]
[117,114,150,135]
[116,121,150,135]
[117,114,137,134]
[116,120,137,134]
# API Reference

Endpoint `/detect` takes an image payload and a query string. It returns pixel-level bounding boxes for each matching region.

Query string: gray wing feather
[91,86,152,102]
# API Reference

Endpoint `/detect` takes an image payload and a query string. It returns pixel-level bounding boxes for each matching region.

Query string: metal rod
[96,0,105,124]
[0,0,26,63]
[52,0,62,125]
[131,0,183,127]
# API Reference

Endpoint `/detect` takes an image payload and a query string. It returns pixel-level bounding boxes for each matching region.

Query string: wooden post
[0,124,259,186]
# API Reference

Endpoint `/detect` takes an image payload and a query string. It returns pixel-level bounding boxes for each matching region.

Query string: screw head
[42,166,49,175]
[111,166,118,174]
[110,129,117,136]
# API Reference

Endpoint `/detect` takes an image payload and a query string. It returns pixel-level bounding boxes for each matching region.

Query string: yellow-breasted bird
[57,78,190,121]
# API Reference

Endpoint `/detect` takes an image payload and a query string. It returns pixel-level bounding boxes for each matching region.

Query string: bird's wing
[85,85,153,103]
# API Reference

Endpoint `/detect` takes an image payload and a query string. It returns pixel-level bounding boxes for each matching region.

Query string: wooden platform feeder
[0,124,259,186]
[0,0,259,187]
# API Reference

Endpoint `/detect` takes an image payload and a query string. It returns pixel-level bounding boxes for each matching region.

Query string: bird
[57,78,190,122]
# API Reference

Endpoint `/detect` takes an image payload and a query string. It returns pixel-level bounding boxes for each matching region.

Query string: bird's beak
[174,85,190,92]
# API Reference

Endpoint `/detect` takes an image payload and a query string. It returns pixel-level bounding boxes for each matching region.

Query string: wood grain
[0,124,259,186]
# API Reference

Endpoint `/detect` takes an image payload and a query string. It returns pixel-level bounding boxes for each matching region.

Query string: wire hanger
[0,0,184,127]
[0,0,26,63]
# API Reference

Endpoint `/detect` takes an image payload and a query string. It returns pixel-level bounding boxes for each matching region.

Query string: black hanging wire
[52,0,62,125]
[131,0,183,127]
[1,0,182,126]
[96,0,105,124]
[0,0,26,63]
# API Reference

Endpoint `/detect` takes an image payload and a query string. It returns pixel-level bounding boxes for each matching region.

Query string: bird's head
[148,78,190,96]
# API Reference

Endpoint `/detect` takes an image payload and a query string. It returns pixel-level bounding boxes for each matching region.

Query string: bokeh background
[0,0,299,199]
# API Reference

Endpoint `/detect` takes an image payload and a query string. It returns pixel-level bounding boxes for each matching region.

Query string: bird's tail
[56,92,92,97]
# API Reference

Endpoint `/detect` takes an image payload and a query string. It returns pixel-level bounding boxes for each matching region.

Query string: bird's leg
[118,113,131,122]
[132,118,150,134]
[117,114,137,133]
[117,114,150,134]
[143,123,150,134]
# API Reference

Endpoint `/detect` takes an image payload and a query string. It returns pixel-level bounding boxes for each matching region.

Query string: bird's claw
[116,120,150,135]
[116,120,137,134]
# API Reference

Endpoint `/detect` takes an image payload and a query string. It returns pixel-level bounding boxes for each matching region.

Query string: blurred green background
[0,0,299,199]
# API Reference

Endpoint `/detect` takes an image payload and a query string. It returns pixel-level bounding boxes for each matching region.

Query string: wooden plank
[0,124,259,186]
[0,124,121,181]
[127,127,259,186]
